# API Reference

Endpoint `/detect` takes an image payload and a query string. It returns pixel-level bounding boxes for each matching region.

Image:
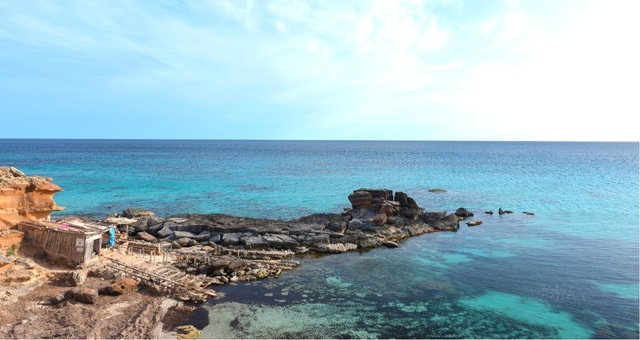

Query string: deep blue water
[1,139,638,338]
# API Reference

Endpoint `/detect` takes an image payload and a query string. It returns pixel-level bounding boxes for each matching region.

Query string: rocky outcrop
[0,167,64,230]
[123,189,461,256]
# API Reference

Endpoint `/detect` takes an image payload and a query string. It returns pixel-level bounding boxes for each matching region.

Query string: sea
[1,139,638,339]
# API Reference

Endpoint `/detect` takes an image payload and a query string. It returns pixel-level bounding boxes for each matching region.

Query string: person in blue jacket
[108,227,116,247]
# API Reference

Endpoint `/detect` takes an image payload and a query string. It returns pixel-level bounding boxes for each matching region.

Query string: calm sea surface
[1,140,638,338]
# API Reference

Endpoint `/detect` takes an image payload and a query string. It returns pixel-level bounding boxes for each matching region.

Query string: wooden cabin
[17,219,114,267]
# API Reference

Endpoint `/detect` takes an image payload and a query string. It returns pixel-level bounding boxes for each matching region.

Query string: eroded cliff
[0,166,64,230]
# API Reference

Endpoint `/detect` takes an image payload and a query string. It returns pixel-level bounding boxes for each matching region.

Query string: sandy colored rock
[0,166,64,230]
[109,276,139,295]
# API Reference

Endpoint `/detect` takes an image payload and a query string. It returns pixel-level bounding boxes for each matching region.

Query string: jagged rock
[395,192,420,210]
[357,236,379,249]
[0,166,64,229]
[399,206,421,220]
[372,214,387,226]
[326,221,347,233]
[363,188,393,201]
[115,189,477,262]
[405,224,433,236]
[455,208,474,217]
[348,190,373,208]
[155,225,174,238]
[148,223,164,234]
[424,213,460,231]
[378,201,398,215]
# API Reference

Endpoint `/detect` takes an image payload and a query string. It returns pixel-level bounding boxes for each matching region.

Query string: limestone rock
[348,190,373,208]
[0,166,64,230]
[108,277,139,295]
[372,214,387,226]
[424,213,460,231]
[71,270,88,286]
[378,201,398,215]
[241,235,270,250]
[311,243,358,253]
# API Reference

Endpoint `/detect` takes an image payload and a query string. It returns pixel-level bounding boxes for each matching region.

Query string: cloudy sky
[1,0,638,141]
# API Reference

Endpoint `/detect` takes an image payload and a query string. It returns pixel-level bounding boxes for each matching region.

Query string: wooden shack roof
[20,218,113,235]
[102,217,138,225]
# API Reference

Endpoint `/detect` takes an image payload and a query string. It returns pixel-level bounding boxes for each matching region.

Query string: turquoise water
[1,140,638,338]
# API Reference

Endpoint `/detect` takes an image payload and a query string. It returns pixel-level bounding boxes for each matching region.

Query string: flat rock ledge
[119,188,462,254]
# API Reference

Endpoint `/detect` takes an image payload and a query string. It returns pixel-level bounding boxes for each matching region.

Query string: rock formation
[0,166,64,230]
[120,188,461,255]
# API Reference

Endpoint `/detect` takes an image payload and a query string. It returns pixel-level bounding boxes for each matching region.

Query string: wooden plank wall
[18,221,100,265]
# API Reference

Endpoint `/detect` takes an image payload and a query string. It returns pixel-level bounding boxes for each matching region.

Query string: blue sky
[1,0,638,141]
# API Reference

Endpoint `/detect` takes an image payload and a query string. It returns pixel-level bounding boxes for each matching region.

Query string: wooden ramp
[100,252,217,302]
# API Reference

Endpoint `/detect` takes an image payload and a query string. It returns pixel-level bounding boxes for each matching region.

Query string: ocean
[1,139,638,338]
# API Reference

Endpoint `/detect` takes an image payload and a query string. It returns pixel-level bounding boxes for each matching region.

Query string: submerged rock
[499,208,514,215]
[466,220,483,227]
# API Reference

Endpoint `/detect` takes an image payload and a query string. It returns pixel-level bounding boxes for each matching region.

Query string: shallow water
[1,140,638,338]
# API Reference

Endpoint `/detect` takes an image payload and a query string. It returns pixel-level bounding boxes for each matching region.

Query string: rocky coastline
[115,188,465,285]
[3,166,523,339]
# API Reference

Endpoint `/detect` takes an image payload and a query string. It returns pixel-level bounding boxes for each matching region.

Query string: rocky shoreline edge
[1,186,528,339]
[116,188,464,285]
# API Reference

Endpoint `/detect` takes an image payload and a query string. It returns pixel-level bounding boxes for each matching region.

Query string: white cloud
[1,0,637,140]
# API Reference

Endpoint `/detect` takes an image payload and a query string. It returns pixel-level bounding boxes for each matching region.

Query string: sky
[1,0,638,141]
